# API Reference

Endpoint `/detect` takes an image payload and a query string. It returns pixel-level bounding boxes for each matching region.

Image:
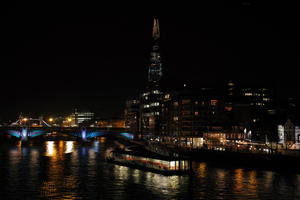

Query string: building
[140,18,163,138]
[97,118,125,128]
[159,88,231,147]
[278,119,300,149]
[124,99,140,134]
[203,131,248,147]
[226,81,274,111]
[73,109,94,126]
[225,80,276,140]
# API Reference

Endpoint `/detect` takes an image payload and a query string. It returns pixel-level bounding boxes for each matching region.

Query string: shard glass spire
[148,18,162,86]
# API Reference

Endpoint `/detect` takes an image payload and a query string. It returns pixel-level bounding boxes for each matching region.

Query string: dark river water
[1,139,300,200]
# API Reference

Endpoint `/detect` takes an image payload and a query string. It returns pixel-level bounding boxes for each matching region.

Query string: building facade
[160,88,230,139]
[140,18,163,138]
[278,119,300,149]
[73,109,94,125]
[124,99,140,134]
[225,80,276,140]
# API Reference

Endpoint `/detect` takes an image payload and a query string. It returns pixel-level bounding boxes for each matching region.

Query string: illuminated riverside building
[140,18,163,138]
[278,119,300,149]
[124,99,140,135]
[159,88,231,147]
[225,81,276,140]
[97,119,125,128]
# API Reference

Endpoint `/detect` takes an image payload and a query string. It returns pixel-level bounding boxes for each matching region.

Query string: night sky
[0,1,299,120]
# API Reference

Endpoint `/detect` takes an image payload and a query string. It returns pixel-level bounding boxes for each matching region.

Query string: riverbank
[135,141,300,172]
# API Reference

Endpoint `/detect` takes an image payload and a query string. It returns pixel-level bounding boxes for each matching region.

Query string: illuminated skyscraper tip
[148,17,162,85]
[152,18,160,39]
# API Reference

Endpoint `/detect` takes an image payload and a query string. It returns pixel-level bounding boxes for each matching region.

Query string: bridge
[0,126,133,142]
[0,116,135,142]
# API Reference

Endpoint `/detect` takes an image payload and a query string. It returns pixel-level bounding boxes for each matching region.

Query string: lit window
[211,99,218,106]
[182,99,191,104]
[142,92,150,97]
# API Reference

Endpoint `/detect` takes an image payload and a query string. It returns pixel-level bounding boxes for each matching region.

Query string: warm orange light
[22,118,28,122]
[67,118,72,122]
[49,118,53,122]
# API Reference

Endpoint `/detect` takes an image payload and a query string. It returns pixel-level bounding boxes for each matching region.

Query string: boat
[105,148,192,175]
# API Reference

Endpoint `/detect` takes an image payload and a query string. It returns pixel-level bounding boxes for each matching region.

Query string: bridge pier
[21,128,28,141]
[81,129,87,141]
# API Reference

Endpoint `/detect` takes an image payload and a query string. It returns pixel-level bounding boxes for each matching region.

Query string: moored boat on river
[105,149,192,175]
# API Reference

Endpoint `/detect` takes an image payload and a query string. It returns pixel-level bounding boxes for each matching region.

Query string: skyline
[1,1,299,120]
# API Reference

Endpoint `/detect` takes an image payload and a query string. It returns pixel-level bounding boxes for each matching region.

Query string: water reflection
[233,168,244,193]
[41,141,79,199]
[65,141,74,154]
[46,141,56,157]
[2,140,300,200]
[45,141,75,157]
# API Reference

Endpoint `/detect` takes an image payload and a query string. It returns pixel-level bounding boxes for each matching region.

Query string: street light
[49,118,54,123]
[67,118,72,127]
[21,117,28,127]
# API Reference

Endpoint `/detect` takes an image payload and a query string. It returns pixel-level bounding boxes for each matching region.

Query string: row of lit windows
[250,103,265,106]
[242,88,269,92]
[143,112,160,117]
[143,102,159,108]
[173,100,218,106]
[243,93,269,97]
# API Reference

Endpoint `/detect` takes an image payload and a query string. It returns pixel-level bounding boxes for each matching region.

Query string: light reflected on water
[2,140,300,200]
[46,141,56,157]
[41,141,79,199]
[114,165,129,181]
[234,168,244,192]
[65,141,74,154]
[196,162,207,178]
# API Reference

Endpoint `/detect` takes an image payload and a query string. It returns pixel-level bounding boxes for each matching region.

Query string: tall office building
[147,18,162,86]
[140,18,163,138]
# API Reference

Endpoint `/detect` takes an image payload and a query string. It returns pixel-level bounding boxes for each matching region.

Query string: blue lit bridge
[0,126,134,142]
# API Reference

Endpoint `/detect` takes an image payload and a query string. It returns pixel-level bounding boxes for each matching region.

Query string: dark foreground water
[1,140,300,200]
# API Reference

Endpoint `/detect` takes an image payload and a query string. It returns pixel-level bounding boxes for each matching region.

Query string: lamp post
[22,117,28,127]
[67,118,72,127]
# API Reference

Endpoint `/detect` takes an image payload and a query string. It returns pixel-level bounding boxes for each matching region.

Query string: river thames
[1,139,300,200]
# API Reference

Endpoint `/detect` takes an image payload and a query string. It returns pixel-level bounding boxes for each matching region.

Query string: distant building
[226,80,275,113]
[225,80,276,140]
[278,119,300,149]
[73,109,94,125]
[140,18,163,138]
[124,99,140,134]
[97,118,125,128]
[203,131,247,146]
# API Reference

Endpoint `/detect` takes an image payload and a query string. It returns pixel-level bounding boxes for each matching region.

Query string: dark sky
[0,1,299,120]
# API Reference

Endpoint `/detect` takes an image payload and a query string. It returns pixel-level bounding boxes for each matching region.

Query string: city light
[48,118,54,122]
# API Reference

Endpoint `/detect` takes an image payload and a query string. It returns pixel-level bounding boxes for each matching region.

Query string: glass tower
[147,18,162,87]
